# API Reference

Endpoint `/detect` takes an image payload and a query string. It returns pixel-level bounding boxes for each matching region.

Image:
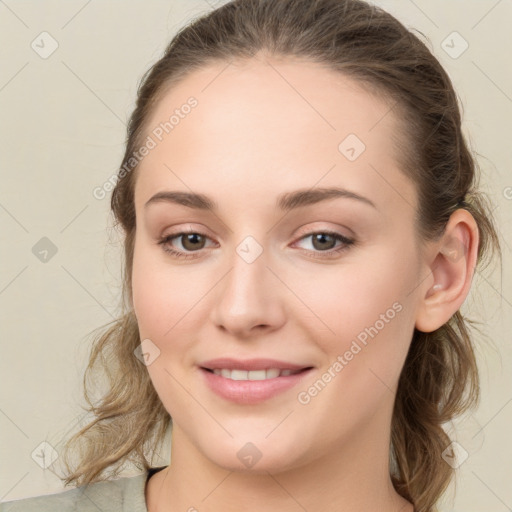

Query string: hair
[59,1,501,511]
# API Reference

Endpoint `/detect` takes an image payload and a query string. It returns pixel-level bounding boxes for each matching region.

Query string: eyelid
[293,223,354,241]
[160,227,217,248]
[159,224,353,245]
[158,225,355,260]
[290,229,354,256]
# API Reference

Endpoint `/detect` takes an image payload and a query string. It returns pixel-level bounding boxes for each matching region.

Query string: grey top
[0,467,167,512]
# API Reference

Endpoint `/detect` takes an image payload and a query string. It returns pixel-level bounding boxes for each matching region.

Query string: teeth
[211,368,300,380]
[264,368,280,379]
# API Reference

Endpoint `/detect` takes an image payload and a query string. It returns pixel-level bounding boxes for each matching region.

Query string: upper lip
[199,358,313,371]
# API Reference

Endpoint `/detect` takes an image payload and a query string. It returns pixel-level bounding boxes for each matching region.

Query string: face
[131,56,425,473]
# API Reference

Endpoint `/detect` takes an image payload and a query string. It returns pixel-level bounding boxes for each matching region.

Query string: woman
[1,0,501,511]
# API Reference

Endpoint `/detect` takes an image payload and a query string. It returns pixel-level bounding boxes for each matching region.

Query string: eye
[157,229,355,260]
[158,230,216,260]
[292,230,355,259]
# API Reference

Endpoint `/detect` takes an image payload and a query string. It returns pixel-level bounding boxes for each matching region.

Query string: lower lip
[199,367,314,405]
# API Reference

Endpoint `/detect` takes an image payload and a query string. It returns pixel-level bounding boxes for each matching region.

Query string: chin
[199,436,304,474]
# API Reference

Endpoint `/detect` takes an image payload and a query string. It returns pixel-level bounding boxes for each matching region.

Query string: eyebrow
[144,187,377,212]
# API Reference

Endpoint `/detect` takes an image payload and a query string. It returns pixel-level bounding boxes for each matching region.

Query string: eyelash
[157,228,355,260]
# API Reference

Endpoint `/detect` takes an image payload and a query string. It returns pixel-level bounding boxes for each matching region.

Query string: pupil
[314,233,333,250]
[184,233,203,250]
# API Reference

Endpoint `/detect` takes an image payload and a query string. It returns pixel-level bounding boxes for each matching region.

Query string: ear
[415,209,479,333]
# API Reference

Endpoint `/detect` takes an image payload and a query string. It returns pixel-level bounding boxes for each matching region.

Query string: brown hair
[60,1,501,511]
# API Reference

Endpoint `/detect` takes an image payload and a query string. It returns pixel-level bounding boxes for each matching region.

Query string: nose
[209,240,287,339]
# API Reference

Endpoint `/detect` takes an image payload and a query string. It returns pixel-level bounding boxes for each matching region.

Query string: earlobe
[415,209,479,333]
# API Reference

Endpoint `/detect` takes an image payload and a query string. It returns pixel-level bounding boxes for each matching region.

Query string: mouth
[200,367,312,380]
[198,359,315,404]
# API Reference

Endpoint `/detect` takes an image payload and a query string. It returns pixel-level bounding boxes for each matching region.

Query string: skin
[130,55,479,512]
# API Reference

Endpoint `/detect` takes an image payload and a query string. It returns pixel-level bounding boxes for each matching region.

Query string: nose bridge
[223,234,272,308]
[210,233,285,334]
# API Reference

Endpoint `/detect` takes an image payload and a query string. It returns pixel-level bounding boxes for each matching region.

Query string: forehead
[135,57,417,216]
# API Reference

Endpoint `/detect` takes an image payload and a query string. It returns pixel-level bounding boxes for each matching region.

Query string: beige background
[0,1,510,510]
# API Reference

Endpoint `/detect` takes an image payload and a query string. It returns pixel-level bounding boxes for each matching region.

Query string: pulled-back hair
[60,1,501,511]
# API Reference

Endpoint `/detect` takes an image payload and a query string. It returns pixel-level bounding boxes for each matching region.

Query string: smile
[199,366,314,404]
[206,368,304,380]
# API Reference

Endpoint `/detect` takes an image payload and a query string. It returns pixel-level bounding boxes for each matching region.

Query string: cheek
[132,238,187,332]
[131,238,209,352]
[303,247,417,393]
[132,243,162,338]
[131,241,197,414]
[131,238,178,340]
[305,249,414,344]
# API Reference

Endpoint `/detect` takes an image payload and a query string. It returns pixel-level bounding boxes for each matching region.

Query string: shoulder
[0,470,155,512]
